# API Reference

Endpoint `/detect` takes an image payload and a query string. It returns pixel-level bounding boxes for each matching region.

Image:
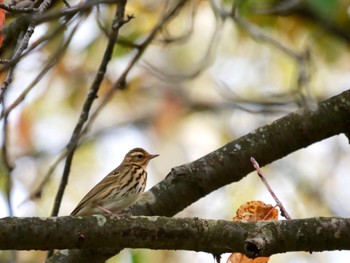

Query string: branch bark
[47,89,350,261]
[1,216,350,258]
[130,89,350,217]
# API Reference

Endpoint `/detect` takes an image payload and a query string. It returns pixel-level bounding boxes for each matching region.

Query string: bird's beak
[148,154,159,160]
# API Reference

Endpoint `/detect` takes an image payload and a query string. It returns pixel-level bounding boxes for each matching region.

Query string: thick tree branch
[130,89,350,217]
[1,216,350,258]
[49,89,350,262]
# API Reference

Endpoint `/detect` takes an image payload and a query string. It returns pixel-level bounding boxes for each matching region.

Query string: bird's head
[123,148,159,168]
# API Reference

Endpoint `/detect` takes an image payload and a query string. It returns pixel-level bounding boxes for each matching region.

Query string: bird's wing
[70,166,125,216]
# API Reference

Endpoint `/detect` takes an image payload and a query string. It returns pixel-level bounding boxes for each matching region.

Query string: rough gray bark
[130,89,350,217]
[1,216,349,258]
[46,89,350,262]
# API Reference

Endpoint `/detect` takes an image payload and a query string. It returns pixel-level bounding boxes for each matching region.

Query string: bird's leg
[97,205,127,216]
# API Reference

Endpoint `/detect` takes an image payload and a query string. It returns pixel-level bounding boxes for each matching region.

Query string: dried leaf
[228,201,278,263]
[227,253,269,263]
[233,200,278,221]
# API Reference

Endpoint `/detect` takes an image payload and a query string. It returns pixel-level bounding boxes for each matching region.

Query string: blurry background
[1,0,350,262]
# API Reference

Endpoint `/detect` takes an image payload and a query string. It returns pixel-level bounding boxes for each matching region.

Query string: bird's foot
[97,205,127,216]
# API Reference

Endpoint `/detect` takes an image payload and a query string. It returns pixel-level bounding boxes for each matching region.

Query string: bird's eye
[137,154,143,159]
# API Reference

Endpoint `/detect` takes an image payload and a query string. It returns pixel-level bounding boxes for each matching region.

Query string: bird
[71,148,159,216]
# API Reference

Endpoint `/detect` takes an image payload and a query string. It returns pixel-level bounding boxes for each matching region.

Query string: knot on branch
[244,237,266,258]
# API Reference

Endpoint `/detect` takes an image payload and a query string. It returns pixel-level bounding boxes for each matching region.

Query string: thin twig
[250,157,291,219]
[27,0,119,24]
[50,0,130,217]
[5,19,82,210]
[26,0,189,207]
[143,18,222,82]
[209,0,315,111]
[0,0,52,102]
[18,150,67,206]
[81,0,188,133]
[0,0,115,45]
[0,0,45,221]
[0,102,14,217]
[83,0,188,131]
[114,0,187,89]
[62,0,70,8]
[156,0,195,45]
[1,18,83,120]
[0,3,37,13]
[0,18,73,73]
[228,3,315,110]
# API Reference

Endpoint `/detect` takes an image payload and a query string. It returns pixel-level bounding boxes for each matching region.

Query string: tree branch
[129,89,350,217]
[1,216,349,258]
[48,88,350,262]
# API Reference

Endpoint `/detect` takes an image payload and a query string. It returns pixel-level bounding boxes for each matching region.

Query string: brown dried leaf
[233,200,278,221]
[227,253,269,263]
[228,201,278,263]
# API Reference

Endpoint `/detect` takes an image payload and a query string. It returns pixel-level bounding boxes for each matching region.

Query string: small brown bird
[71,148,158,216]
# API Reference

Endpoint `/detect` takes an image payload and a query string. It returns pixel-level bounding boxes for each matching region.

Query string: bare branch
[1,19,82,120]
[50,0,129,217]
[44,88,350,262]
[0,216,349,257]
[0,0,52,102]
[0,3,37,13]
[143,16,222,82]
[129,89,350,217]
[114,0,187,89]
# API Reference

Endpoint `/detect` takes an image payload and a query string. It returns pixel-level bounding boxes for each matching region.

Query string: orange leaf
[227,253,269,263]
[228,201,278,263]
[233,200,278,221]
